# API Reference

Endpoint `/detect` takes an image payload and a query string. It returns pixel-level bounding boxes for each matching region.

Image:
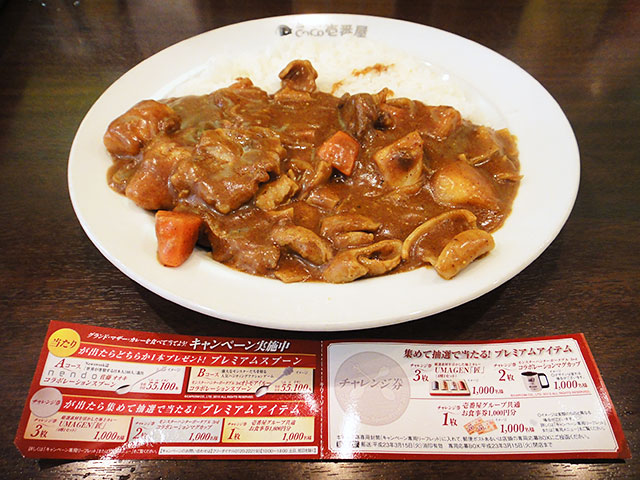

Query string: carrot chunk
[155,210,203,267]
[317,131,360,176]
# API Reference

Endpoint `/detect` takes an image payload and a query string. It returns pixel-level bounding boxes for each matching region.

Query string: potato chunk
[374,131,424,188]
[431,160,498,209]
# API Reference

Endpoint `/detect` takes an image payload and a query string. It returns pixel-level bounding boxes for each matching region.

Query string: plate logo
[278,25,292,36]
[277,23,368,38]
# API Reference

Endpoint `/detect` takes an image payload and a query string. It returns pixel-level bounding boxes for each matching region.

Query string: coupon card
[323,339,629,460]
[16,322,321,460]
[15,322,629,460]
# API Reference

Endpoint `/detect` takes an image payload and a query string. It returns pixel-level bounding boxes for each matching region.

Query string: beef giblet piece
[104,100,181,156]
[205,214,281,275]
[320,213,380,238]
[170,127,285,214]
[401,209,478,265]
[435,229,495,279]
[337,89,392,141]
[338,93,378,140]
[255,174,300,211]
[323,240,403,283]
[125,136,192,210]
[278,59,318,93]
[271,225,333,265]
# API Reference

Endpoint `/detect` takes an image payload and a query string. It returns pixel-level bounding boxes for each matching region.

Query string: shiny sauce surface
[105,61,520,282]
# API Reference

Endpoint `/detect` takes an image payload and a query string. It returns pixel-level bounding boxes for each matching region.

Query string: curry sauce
[105,60,520,282]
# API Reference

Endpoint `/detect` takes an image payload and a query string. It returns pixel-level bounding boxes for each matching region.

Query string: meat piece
[278,60,318,93]
[208,78,271,108]
[338,93,379,140]
[271,225,333,265]
[274,262,311,283]
[278,123,317,148]
[255,174,300,210]
[306,186,340,210]
[292,202,322,231]
[205,78,272,125]
[460,126,521,182]
[320,213,381,238]
[300,160,333,194]
[220,237,281,274]
[464,126,501,165]
[125,137,192,210]
[378,97,413,128]
[373,131,424,188]
[170,127,285,214]
[288,157,313,177]
[104,100,181,156]
[401,209,477,265]
[195,127,243,162]
[421,105,462,139]
[488,155,522,182]
[332,231,375,249]
[227,77,269,97]
[431,160,498,210]
[495,128,519,158]
[265,207,294,222]
[273,87,313,103]
[323,240,402,283]
[206,220,280,275]
[435,229,495,279]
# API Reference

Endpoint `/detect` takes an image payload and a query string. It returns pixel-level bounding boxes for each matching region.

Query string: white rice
[166,36,499,126]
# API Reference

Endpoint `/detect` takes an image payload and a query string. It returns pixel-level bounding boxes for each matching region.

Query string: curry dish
[104,60,520,283]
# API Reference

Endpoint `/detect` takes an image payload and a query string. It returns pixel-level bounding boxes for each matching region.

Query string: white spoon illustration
[353,364,396,400]
[255,366,294,397]
[115,366,167,395]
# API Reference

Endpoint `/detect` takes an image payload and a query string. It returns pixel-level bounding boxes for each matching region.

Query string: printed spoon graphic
[115,366,167,395]
[353,364,389,381]
[255,366,294,397]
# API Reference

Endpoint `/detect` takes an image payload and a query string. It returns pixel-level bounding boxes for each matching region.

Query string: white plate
[68,14,579,331]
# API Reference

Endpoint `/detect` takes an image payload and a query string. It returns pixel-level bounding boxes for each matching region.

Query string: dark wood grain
[1,0,638,478]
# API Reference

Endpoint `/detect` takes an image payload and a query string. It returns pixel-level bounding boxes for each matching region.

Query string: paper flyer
[15,321,630,460]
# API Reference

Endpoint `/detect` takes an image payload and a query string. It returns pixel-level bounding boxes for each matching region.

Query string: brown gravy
[104,60,520,283]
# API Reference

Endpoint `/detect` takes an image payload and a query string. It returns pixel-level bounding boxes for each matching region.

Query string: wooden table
[1,0,638,478]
